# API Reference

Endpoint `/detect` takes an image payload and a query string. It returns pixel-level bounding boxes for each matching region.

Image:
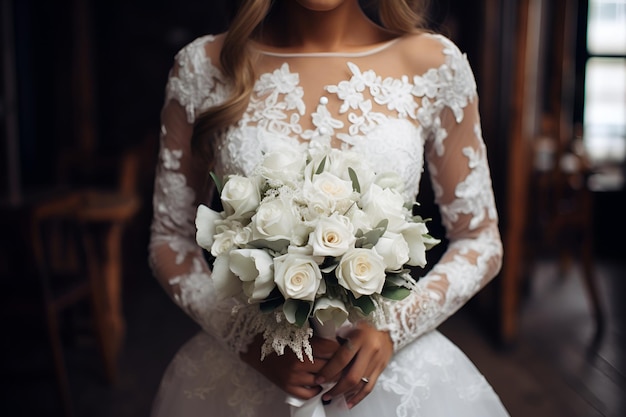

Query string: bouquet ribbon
[286,320,352,417]
[286,385,349,417]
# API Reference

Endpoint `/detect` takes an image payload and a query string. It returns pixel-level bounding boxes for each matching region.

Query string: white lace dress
[149,31,509,417]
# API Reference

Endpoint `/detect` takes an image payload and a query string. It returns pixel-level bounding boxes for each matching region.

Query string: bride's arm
[313,36,502,407]
[149,36,266,355]
[387,35,503,351]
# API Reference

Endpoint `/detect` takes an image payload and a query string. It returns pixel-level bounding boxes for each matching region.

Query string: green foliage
[315,156,327,175]
[355,219,388,249]
[283,299,313,327]
[247,238,290,253]
[348,292,376,315]
[381,286,411,300]
[348,167,360,193]
[210,172,223,195]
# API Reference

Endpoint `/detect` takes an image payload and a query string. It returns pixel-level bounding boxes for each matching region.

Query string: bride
[148,0,509,415]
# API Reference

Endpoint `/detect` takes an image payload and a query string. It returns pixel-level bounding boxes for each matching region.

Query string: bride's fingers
[343,367,381,408]
[317,324,393,404]
[320,352,372,401]
[314,337,358,384]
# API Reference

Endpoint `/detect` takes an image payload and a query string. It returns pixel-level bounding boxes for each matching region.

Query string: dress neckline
[251,37,401,58]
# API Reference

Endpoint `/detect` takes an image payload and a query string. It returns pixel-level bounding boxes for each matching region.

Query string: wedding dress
[149,31,509,416]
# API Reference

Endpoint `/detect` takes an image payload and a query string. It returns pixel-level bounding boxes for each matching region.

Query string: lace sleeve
[387,36,503,351]
[149,35,270,355]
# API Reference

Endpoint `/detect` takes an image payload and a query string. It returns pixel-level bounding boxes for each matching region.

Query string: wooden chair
[75,148,141,383]
[531,146,605,337]
[1,190,103,417]
[1,147,141,416]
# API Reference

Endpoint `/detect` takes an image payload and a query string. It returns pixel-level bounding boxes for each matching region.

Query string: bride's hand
[314,321,393,409]
[240,334,340,400]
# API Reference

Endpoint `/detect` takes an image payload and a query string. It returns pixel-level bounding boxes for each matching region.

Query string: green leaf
[384,273,410,287]
[246,238,290,253]
[210,172,223,195]
[315,156,327,175]
[349,293,376,315]
[348,167,360,193]
[362,219,388,246]
[295,301,313,327]
[284,299,313,327]
[381,286,411,300]
[375,219,389,230]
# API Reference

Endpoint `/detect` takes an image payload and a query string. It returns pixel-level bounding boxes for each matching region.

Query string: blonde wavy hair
[192,0,427,164]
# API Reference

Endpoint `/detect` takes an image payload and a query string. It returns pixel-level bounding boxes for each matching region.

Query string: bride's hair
[192,0,427,164]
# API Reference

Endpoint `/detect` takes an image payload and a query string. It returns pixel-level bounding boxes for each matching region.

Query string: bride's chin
[293,0,347,12]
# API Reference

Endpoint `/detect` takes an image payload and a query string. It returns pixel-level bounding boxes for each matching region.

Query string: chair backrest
[29,192,84,300]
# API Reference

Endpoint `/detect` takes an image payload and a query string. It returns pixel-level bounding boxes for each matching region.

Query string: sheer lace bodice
[149,32,503,356]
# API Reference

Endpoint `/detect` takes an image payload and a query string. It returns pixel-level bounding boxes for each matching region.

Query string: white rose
[286,244,322,260]
[229,249,275,302]
[221,175,261,219]
[374,231,410,271]
[233,225,252,246]
[374,171,405,194]
[299,191,332,221]
[336,248,386,297]
[260,148,306,187]
[309,213,356,257]
[400,222,440,267]
[251,196,298,242]
[274,253,322,302]
[327,149,375,191]
[360,183,408,232]
[211,229,237,257]
[313,297,349,329]
[210,221,252,257]
[346,207,371,232]
[302,172,356,216]
[211,254,240,300]
[195,204,223,250]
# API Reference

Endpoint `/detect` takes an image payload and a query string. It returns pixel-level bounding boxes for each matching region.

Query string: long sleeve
[148,35,269,355]
[387,36,503,351]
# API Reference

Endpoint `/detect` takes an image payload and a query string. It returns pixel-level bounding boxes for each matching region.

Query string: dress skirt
[151,330,509,417]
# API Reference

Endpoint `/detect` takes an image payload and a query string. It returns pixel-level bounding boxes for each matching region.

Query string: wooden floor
[442,257,625,417]
[2,253,624,417]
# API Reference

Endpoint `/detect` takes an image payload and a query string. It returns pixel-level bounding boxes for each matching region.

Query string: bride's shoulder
[172,33,227,72]
[395,31,470,73]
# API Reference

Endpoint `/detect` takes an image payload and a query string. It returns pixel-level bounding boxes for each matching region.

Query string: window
[583,0,626,167]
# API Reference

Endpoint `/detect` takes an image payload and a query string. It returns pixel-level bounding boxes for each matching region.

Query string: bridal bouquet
[195,146,439,360]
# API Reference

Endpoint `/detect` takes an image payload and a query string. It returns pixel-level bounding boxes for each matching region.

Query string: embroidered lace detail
[150,142,198,265]
[379,331,498,417]
[159,333,284,417]
[165,35,231,123]
[437,125,498,231]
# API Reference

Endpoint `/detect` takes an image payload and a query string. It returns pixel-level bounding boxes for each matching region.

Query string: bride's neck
[259,1,390,53]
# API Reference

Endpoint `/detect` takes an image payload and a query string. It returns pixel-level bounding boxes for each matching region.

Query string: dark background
[1,1,624,416]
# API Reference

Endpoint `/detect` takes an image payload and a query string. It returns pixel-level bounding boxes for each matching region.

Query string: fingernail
[322,394,331,402]
[322,398,332,405]
[315,376,325,384]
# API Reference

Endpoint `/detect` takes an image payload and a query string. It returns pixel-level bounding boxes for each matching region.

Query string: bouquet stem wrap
[286,321,350,417]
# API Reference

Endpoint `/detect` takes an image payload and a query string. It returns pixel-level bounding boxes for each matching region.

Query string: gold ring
[361,377,369,384]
